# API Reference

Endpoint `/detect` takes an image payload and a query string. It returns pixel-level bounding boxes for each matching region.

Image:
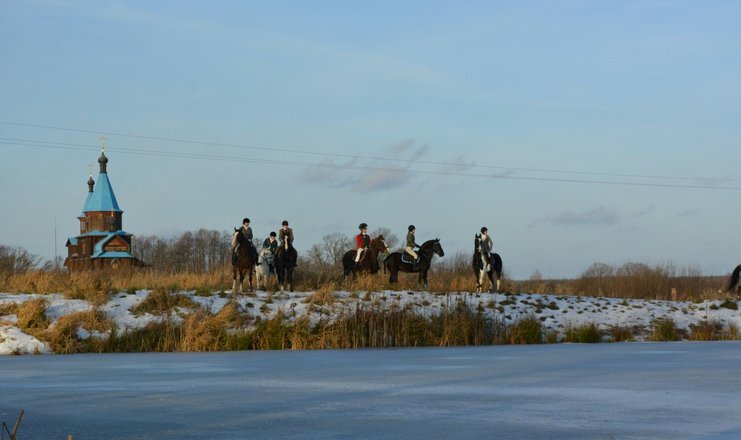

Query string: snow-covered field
[1,289,740,355]
[1,343,741,439]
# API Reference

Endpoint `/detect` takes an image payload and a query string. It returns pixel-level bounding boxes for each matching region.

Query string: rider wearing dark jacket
[405,225,420,270]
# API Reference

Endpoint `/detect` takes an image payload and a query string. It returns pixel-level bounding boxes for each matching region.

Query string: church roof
[78,191,94,218]
[85,167,122,213]
[91,232,135,259]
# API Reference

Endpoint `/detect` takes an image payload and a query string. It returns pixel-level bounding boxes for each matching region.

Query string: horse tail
[729,264,741,291]
[492,253,503,273]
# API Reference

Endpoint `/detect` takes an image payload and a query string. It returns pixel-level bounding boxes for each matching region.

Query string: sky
[1,0,740,279]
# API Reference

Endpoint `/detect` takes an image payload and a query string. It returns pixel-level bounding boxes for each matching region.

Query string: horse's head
[372,235,390,255]
[432,238,445,257]
[420,238,444,257]
[234,229,249,247]
[474,234,482,253]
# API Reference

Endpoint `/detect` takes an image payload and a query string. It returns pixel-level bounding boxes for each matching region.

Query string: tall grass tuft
[563,322,602,343]
[131,288,199,316]
[506,314,543,344]
[45,308,113,354]
[16,298,49,333]
[649,318,681,341]
[608,326,634,342]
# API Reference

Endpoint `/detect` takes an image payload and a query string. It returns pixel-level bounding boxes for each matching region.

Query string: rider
[262,231,278,254]
[231,218,254,265]
[480,227,493,272]
[354,223,371,268]
[405,224,420,270]
[278,220,296,266]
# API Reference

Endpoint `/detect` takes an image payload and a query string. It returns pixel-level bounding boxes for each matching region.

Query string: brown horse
[342,235,390,278]
[232,229,258,295]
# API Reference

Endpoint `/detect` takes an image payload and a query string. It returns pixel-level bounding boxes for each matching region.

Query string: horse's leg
[232,269,238,295]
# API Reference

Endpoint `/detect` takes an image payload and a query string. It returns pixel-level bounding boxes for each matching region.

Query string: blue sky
[1,1,740,278]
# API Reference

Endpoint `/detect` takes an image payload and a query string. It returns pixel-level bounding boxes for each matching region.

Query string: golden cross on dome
[99,135,107,153]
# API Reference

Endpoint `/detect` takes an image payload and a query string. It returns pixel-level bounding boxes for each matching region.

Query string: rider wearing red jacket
[355,223,371,267]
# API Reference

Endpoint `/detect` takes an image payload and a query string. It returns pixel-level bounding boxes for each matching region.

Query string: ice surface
[1,343,741,439]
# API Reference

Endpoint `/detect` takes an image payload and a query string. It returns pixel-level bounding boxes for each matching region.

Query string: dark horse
[274,243,298,292]
[473,233,503,293]
[342,235,390,278]
[232,228,258,295]
[384,239,444,290]
[729,264,741,295]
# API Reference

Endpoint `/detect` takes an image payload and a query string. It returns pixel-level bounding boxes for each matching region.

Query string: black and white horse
[473,233,503,293]
[728,264,741,295]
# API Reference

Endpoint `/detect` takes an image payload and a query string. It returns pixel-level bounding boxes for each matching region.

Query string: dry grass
[16,298,49,333]
[131,287,199,316]
[303,283,337,305]
[45,308,113,354]
[608,326,635,342]
[688,320,737,341]
[180,302,251,351]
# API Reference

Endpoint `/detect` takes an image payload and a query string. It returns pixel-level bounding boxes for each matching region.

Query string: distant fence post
[671,288,677,301]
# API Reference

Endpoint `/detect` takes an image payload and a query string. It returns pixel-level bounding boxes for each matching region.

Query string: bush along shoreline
[1,287,739,354]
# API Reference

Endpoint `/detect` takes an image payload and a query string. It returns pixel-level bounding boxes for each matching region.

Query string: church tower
[64,138,144,271]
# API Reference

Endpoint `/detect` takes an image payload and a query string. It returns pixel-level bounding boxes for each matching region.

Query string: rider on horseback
[278,220,297,267]
[354,223,371,268]
[480,227,493,272]
[405,225,420,270]
[231,218,254,265]
[263,231,278,253]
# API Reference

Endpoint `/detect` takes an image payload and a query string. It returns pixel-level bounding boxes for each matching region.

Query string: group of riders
[232,218,498,273]
[231,218,295,266]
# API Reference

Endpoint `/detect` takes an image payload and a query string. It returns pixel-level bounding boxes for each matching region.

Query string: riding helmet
[359,223,368,230]
[282,220,289,226]
[408,225,415,232]
[481,227,488,233]
[243,218,250,224]
[269,231,277,237]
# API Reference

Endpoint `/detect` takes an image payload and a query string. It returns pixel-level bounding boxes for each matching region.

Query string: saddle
[400,253,421,265]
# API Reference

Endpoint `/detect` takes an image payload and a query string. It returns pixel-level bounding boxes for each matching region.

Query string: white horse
[729,264,741,295]
[256,248,276,291]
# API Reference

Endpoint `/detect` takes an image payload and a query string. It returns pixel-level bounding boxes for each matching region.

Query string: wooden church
[64,143,145,271]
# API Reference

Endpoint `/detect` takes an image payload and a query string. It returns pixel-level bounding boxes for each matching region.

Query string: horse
[256,248,276,291]
[231,228,258,295]
[342,235,390,278]
[728,264,741,295]
[473,233,503,293]
[274,242,298,292]
[384,239,444,290]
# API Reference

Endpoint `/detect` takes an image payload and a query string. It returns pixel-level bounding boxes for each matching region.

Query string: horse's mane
[420,238,439,248]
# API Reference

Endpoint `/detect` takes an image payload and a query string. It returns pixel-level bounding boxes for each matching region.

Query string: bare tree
[0,245,41,274]
[371,227,399,250]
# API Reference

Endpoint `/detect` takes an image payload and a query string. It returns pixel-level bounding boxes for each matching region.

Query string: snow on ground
[1,289,740,354]
[0,325,51,355]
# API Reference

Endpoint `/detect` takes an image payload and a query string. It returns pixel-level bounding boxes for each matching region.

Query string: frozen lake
[2,342,741,439]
